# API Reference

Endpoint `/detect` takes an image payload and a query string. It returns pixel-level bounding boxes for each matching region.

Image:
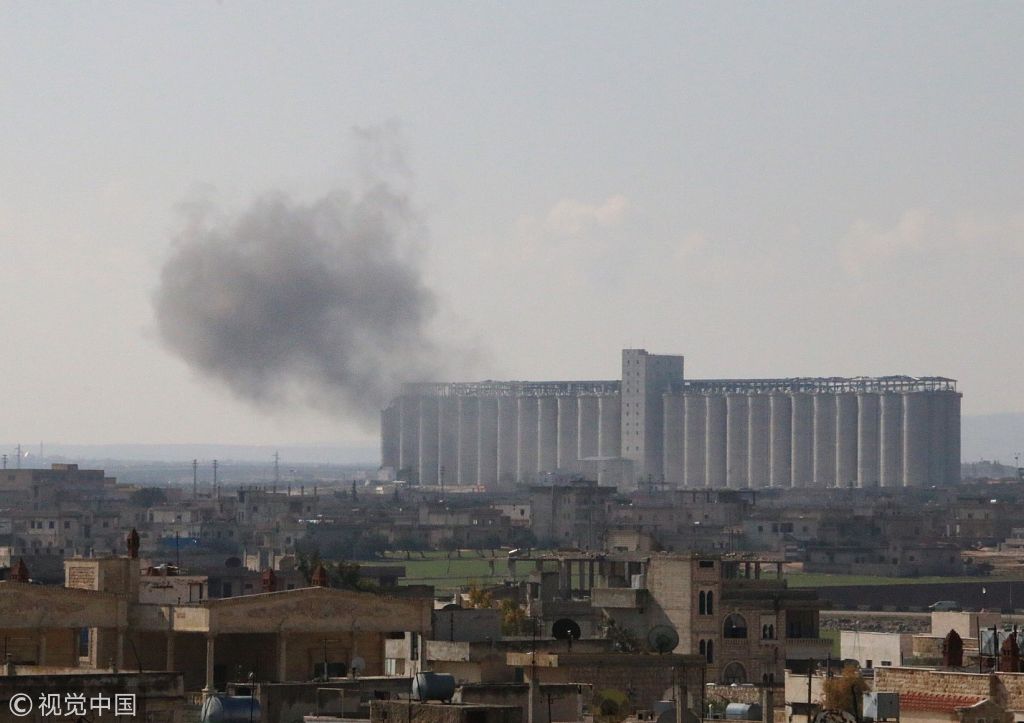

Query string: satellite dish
[648,625,680,654]
[552,618,582,650]
[350,656,366,677]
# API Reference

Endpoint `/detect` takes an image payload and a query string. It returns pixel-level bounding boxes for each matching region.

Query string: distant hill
[962,412,1024,464]
[2,442,378,466]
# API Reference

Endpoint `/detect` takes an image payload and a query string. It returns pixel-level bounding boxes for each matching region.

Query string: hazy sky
[2,2,1022,449]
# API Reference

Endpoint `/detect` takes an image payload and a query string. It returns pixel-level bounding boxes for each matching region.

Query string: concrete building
[517,551,828,685]
[382,350,961,490]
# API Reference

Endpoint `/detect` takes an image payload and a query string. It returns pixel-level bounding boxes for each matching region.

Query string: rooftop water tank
[725,703,762,721]
[412,672,456,703]
[199,696,261,723]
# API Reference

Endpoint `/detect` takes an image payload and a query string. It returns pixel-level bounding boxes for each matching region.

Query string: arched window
[706,591,714,616]
[699,640,706,657]
[706,640,714,664]
[722,662,746,684]
[761,624,768,639]
[699,591,706,615]
[769,624,775,639]
[723,614,748,639]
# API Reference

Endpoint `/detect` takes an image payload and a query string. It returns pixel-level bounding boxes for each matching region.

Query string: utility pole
[15,445,21,469]
[192,459,198,499]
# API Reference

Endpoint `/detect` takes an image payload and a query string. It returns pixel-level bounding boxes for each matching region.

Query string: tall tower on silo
[620,349,685,486]
[902,392,930,487]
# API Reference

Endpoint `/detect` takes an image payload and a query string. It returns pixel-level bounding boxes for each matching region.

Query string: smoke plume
[153,179,445,422]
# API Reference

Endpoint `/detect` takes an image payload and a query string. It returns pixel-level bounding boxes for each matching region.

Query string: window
[706,640,714,664]
[722,662,746,684]
[699,591,706,615]
[723,614,748,639]
[706,591,714,615]
[699,560,715,569]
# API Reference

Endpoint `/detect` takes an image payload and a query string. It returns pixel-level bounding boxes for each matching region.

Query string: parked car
[929,600,962,612]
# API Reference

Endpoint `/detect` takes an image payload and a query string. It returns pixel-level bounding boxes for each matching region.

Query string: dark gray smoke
[153,182,444,421]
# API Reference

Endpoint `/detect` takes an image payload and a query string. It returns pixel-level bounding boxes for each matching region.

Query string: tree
[466,584,494,609]
[500,599,527,635]
[823,665,870,716]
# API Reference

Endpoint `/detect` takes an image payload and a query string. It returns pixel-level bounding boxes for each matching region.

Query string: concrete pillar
[928,391,948,487]
[747,395,771,489]
[496,396,518,487]
[902,392,930,487]
[166,631,175,671]
[517,397,539,482]
[663,394,685,488]
[380,403,400,470]
[537,396,559,473]
[457,396,480,486]
[857,393,881,488]
[478,398,499,489]
[577,396,600,460]
[812,394,837,488]
[556,396,579,471]
[790,393,814,488]
[726,394,749,488]
[705,395,727,488]
[946,392,962,486]
[769,393,792,488]
[438,397,458,488]
[203,634,216,698]
[598,395,621,458]
[879,393,902,488]
[683,395,706,488]
[277,633,287,682]
[418,397,440,486]
[398,396,420,481]
[835,393,858,489]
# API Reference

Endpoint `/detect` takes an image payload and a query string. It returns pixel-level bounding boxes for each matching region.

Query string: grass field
[375,552,1020,593]
[380,550,539,591]
[785,572,1018,588]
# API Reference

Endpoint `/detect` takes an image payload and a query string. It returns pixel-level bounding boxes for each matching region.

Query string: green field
[381,551,541,591]
[785,572,1019,588]
[375,553,1022,594]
